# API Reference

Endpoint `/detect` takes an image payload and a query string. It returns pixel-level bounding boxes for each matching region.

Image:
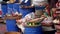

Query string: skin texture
[29,16,45,23]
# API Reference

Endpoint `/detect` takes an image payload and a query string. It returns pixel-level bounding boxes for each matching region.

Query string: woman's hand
[16,19,22,25]
[53,19,60,24]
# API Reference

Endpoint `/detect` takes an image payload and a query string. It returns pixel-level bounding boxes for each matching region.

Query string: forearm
[27,6,34,8]
[29,17,44,23]
[28,4,34,8]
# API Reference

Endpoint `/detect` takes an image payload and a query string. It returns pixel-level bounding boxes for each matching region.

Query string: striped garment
[56,2,60,8]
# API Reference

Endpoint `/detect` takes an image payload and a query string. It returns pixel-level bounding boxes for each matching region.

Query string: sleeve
[16,13,35,25]
[24,13,33,22]
[20,13,33,26]
[25,12,35,20]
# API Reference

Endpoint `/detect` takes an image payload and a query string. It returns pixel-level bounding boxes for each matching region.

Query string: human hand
[40,15,46,19]
[16,19,22,24]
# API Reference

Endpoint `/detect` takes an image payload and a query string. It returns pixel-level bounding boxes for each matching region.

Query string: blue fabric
[7,4,13,14]
[35,6,45,10]
[1,4,7,15]
[24,26,43,34]
[13,3,20,13]
[19,7,33,18]
[25,0,31,6]
[19,0,34,18]
[7,3,20,14]
[6,4,19,32]
[21,0,31,6]
[6,19,19,32]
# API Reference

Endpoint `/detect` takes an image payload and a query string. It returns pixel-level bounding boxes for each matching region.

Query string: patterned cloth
[56,2,60,8]
[42,16,55,31]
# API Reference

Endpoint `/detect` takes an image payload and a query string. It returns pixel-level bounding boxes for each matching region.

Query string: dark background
[3,0,9,2]
[48,0,58,8]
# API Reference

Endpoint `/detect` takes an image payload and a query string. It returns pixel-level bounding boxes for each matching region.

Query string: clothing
[20,0,28,3]
[16,12,35,33]
[32,0,47,10]
[42,16,55,31]
[31,0,47,14]
[44,12,49,17]
[31,0,47,10]
[42,26,55,31]
[42,17,56,34]
[19,0,34,18]
[56,2,60,8]
[20,0,31,6]
[32,0,48,6]
[35,10,43,18]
